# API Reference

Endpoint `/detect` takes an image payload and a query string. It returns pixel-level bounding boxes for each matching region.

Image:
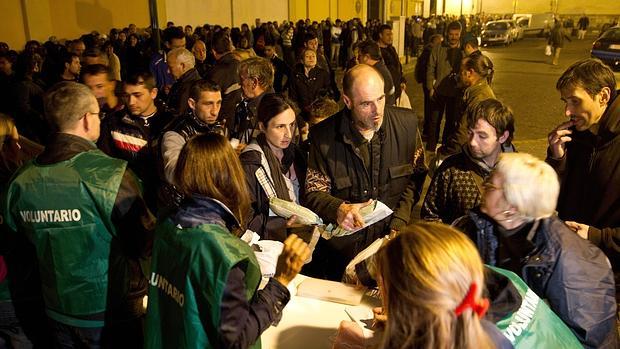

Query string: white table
[261,276,380,349]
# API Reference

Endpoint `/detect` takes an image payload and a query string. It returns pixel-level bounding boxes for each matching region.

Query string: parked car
[481,20,517,46]
[591,26,620,71]
[513,13,555,37]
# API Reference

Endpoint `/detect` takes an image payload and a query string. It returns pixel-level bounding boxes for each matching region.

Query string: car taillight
[592,41,602,49]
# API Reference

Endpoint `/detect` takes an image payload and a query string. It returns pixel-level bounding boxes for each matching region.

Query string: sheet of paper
[296,277,367,305]
[324,200,393,239]
[345,306,375,339]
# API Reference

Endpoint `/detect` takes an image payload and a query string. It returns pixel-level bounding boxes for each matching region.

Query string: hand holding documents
[324,200,393,239]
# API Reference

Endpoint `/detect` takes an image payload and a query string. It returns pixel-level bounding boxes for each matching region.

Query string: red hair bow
[454,283,490,318]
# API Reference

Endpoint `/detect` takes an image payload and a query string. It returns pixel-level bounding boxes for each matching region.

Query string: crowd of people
[0,12,618,349]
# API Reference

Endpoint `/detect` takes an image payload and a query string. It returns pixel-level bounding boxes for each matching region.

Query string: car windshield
[486,22,508,30]
[600,28,620,40]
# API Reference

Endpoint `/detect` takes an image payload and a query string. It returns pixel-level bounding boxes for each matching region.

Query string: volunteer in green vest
[1,82,155,348]
[145,133,310,349]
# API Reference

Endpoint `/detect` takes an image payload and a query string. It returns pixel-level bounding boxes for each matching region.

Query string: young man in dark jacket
[98,71,174,212]
[547,58,620,304]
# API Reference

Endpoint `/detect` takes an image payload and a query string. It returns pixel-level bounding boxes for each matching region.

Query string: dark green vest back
[4,149,125,327]
[489,266,582,348]
[146,220,262,349]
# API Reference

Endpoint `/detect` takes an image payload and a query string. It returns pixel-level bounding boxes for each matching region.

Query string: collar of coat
[338,108,386,147]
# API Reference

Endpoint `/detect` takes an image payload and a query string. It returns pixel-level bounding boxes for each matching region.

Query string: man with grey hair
[167,47,201,117]
[231,56,275,146]
[1,82,155,347]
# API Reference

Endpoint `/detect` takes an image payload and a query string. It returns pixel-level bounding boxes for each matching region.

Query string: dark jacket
[98,108,175,211]
[167,68,201,117]
[305,107,426,279]
[270,55,291,93]
[455,210,618,349]
[426,43,463,97]
[380,45,405,98]
[14,77,47,143]
[239,143,307,241]
[546,91,620,299]
[440,80,496,156]
[205,52,242,128]
[414,43,432,86]
[422,146,495,224]
[373,59,396,106]
[231,89,273,144]
[549,27,571,48]
[288,64,331,113]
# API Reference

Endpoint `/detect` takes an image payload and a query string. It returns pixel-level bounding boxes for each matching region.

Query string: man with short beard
[158,80,224,211]
[305,65,426,280]
[547,58,620,315]
[377,24,406,102]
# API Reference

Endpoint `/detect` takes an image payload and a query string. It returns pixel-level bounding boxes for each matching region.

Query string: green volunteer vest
[488,266,582,348]
[4,149,126,327]
[0,280,9,302]
[145,220,262,349]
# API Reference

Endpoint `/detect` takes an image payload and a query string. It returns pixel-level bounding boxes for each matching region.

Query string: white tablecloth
[260,276,380,349]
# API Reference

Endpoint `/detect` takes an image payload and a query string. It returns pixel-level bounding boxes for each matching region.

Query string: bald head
[342,64,384,99]
[342,64,386,133]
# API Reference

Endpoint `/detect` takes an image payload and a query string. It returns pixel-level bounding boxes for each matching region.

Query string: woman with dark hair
[439,52,497,156]
[146,133,310,349]
[239,93,308,241]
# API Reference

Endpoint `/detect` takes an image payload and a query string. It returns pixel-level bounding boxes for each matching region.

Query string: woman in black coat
[288,48,331,119]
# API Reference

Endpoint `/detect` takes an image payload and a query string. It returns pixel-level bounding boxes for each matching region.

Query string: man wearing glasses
[421,98,515,224]
[1,82,155,348]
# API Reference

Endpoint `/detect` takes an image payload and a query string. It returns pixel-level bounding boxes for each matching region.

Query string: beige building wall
[165,0,232,27]
[0,1,28,49]
[232,0,289,27]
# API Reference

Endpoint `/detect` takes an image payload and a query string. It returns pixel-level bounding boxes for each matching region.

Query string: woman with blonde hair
[454,153,617,348]
[374,222,509,349]
[333,222,511,348]
[0,113,42,183]
[146,133,310,349]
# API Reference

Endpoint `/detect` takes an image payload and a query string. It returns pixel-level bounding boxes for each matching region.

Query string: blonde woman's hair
[495,153,559,220]
[0,114,16,151]
[376,222,495,349]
